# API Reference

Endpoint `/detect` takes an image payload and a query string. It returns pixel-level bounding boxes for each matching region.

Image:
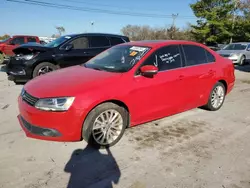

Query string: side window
[109,37,124,46]
[70,37,89,49]
[182,45,208,66]
[205,50,216,63]
[11,37,25,45]
[142,45,182,71]
[27,37,37,43]
[90,36,110,48]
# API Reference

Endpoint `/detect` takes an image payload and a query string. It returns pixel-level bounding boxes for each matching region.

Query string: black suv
[6,33,129,83]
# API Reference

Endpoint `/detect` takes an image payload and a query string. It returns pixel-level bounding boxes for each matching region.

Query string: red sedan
[18,40,235,148]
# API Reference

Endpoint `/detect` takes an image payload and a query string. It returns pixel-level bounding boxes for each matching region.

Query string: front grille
[220,54,230,57]
[22,91,39,106]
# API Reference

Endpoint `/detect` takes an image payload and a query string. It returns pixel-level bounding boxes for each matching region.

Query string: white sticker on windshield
[65,36,71,39]
[130,46,147,52]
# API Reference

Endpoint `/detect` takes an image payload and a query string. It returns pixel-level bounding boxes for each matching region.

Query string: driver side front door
[128,45,187,125]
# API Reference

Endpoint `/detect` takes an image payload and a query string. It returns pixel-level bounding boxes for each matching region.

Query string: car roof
[120,40,204,48]
[63,33,128,38]
[12,35,38,37]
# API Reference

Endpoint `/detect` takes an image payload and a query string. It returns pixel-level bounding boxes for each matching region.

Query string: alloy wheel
[38,66,53,75]
[211,85,225,109]
[92,109,123,145]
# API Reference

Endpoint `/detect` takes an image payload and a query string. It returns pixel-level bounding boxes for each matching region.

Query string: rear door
[181,44,216,108]
[56,36,92,68]
[4,36,25,56]
[89,35,111,55]
[109,36,126,46]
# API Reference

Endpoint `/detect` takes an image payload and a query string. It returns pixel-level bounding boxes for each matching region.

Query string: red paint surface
[18,40,235,142]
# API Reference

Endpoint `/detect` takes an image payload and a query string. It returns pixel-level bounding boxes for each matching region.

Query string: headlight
[22,54,34,60]
[230,53,240,57]
[35,97,75,111]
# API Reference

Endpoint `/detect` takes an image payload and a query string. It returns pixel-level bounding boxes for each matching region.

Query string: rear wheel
[204,82,226,111]
[33,62,58,78]
[82,103,128,148]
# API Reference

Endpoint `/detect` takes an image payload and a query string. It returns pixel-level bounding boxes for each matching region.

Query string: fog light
[10,70,26,75]
[42,129,61,137]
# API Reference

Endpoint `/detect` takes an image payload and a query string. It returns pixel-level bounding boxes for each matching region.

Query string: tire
[32,62,58,78]
[0,53,4,65]
[204,82,226,111]
[238,55,246,66]
[82,102,128,149]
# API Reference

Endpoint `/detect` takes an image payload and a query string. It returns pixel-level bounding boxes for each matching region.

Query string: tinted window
[90,36,110,48]
[70,37,89,49]
[11,37,25,45]
[183,45,207,66]
[109,37,124,45]
[27,37,37,43]
[205,50,215,63]
[143,45,182,71]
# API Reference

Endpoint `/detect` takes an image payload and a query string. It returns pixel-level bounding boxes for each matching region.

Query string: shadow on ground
[64,144,121,188]
[235,64,250,73]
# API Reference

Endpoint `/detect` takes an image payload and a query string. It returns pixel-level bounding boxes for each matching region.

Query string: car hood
[24,65,123,98]
[217,50,245,54]
[13,43,52,54]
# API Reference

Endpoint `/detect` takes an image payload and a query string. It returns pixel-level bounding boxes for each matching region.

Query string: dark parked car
[6,33,129,83]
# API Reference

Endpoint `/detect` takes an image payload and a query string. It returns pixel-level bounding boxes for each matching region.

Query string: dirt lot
[0,65,250,188]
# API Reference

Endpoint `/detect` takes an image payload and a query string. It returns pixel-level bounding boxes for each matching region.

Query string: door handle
[208,70,214,75]
[179,75,184,80]
[83,51,90,54]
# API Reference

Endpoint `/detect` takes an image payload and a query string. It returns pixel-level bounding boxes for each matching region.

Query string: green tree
[190,0,235,44]
[0,34,10,40]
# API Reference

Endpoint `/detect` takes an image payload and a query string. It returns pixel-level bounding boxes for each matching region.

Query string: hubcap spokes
[38,66,53,75]
[211,86,225,108]
[92,110,123,145]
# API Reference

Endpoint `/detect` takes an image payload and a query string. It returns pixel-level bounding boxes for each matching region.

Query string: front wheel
[33,62,58,78]
[0,53,4,65]
[238,55,246,66]
[204,82,226,111]
[82,103,128,148]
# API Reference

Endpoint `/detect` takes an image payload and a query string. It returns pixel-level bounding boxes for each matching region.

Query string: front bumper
[228,57,240,64]
[18,96,84,142]
[6,58,32,82]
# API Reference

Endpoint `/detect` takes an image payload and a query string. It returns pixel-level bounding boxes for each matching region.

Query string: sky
[0,0,197,37]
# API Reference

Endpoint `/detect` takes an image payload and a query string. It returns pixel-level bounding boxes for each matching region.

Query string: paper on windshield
[130,46,148,52]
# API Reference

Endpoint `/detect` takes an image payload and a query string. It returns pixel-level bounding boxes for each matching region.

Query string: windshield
[223,43,247,50]
[45,36,71,47]
[0,38,10,43]
[84,45,150,73]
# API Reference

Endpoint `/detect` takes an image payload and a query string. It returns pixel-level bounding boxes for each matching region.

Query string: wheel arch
[80,99,131,141]
[218,79,228,93]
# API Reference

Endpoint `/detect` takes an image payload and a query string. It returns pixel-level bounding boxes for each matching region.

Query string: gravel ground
[0,64,250,188]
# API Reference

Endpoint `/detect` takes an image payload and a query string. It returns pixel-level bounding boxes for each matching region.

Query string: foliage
[190,0,250,44]
[121,24,195,41]
[0,34,11,40]
[55,26,65,36]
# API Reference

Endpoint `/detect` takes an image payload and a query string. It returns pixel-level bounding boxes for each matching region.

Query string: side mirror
[140,65,158,77]
[247,48,250,51]
[65,44,73,51]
